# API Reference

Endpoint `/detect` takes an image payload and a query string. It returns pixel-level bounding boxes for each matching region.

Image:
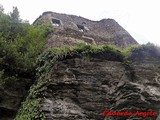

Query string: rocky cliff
[15,44,160,120]
[1,12,160,120]
[33,12,138,48]
[0,79,32,120]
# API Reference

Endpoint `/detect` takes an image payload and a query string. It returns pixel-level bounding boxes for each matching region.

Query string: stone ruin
[33,11,138,48]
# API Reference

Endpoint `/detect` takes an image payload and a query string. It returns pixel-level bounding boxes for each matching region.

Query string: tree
[0,11,46,87]
[0,4,4,13]
[10,6,21,22]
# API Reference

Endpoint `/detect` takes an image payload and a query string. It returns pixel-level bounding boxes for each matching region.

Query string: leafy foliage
[15,99,45,120]
[0,7,48,119]
[0,4,4,13]
[0,8,47,88]
[33,19,53,36]
[10,6,21,23]
[122,44,140,56]
[123,43,160,59]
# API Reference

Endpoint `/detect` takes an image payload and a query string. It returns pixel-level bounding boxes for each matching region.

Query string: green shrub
[15,98,45,120]
[122,44,140,56]
[123,43,160,59]
[0,11,47,88]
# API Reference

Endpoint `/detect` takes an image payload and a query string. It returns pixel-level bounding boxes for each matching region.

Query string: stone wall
[34,12,138,48]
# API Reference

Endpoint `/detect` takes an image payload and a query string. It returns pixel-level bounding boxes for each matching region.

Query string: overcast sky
[1,0,160,45]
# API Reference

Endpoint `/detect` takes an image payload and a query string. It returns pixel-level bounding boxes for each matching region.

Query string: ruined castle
[33,12,138,48]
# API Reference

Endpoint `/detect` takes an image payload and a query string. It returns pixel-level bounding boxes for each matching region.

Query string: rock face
[0,88,22,120]
[0,79,32,120]
[33,12,138,48]
[22,45,160,120]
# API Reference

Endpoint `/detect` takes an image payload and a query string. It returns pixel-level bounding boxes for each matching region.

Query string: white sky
[1,0,160,45]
